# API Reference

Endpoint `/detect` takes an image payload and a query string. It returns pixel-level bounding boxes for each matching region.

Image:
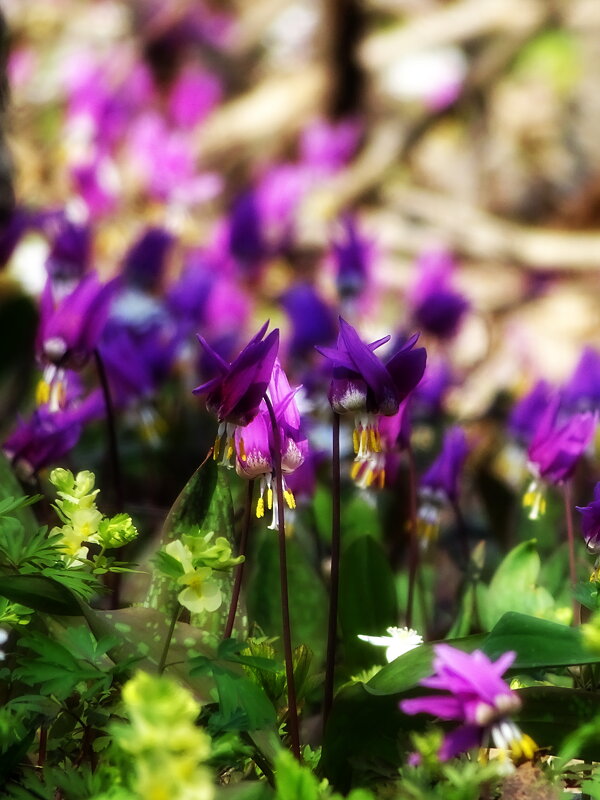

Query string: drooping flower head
[316,317,426,463]
[36,272,120,410]
[351,400,411,490]
[562,347,600,413]
[401,645,535,762]
[417,427,469,544]
[508,380,553,445]
[576,483,600,555]
[409,248,469,340]
[234,359,307,527]
[193,322,279,465]
[524,395,596,520]
[122,227,174,292]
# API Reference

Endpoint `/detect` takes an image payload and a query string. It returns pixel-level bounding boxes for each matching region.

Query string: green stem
[563,482,579,624]
[264,394,301,760]
[158,604,181,675]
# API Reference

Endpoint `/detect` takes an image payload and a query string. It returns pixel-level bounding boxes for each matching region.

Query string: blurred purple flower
[509,380,553,444]
[37,272,120,372]
[401,645,533,761]
[0,208,30,269]
[280,283,336,360]
[410,249,469,340]
[168,64,222,128]
[576,483,600,553]
[418,427,468,544]
[562,347,600,413]
[317,318,426,461]
[331,216,373,301]
[122,227,174,291]
[193,323,279,463]
[299,118,362,171]
[228,190,268,272]
[44,219,91,284]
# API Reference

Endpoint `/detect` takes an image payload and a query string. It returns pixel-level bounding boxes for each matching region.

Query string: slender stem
[323,412,341,730]
[564,482,579,623]
[158,604,181,675]
[37,726,47,768]
[406,445,420,629]
[264,395,301,760]
[451,498,470,569]
[94,349,124,510]
[224,479,255,640]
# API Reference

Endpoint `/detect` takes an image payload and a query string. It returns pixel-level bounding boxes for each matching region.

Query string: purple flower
[317,318,426,455]
[509,380,553,444]
[193,323,279,464]
[562,347,600,413]
[527,397,596,486]
[417,427,468,543]
[409,249,469,340]
[331,216,373,301]
[401,645,534,761]
[227,190,268,272]
[576,483,600,553]
[280,284,336,361]
[234,360,307,526]
[523,397,596,519]
[36,272,120,409]
[45,219,91,284]
[122,227,174,291]
[167,64,222,128]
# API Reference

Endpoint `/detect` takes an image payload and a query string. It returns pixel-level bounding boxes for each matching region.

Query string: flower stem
[264,395,301,760]
[224,478,255,640]
[563,481,579,623]
[158,604,181,675]
[323,412,341,730]
[93,348,123,510]
[406,444,419,629]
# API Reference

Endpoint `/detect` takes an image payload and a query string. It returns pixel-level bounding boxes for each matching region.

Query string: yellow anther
[267,487,273,510]
[360,429,368,453]
[213,435,221,460]
[378,469,385,489]
[365,467,376,487]
[227,437,234,460]
[36,380,50,406]
[350,461,362,480]
[284,489,296,510]
[511,734,537,762]
[238,437,247,461]
[352,428,360,454]
[523,489,546,520]
[256,497,265,518]
[369,428,380,453]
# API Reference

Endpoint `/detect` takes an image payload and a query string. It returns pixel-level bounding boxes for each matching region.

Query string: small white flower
[0,628,8,661]
[358,626,423,662]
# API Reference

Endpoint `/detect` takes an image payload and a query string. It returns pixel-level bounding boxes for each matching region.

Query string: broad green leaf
[478,541,555,630]
[364,634,486,696]
[145,458,237,640]
[247,530,327,661]
[339,536,398,669]
[482,612,600,668]
[516,686,600,761]
[0,574,83,615]
[313,484,382,549]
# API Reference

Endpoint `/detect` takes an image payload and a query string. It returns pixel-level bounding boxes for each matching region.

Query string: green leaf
[247,531,328,662]
[516,686,600,761]
[145,458,237,640]
[0,451,38,538]
[338,536,398,669]
[0,574,83,615]
[364,634,486,696]
[479,541,555,630]
[482,612,600,668]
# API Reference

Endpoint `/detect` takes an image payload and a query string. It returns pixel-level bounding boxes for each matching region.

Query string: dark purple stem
[563,482,579,623]
[224,479,255,640]
[406,445,419,629]
[93,348,123,510]
[323,412,341,730]
[264,395,301,760]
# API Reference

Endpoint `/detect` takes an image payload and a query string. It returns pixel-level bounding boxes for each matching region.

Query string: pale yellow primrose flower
[358,626,423,662]
[165,540,222,614]
[114,671,213,800]
[51,505,103,565]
